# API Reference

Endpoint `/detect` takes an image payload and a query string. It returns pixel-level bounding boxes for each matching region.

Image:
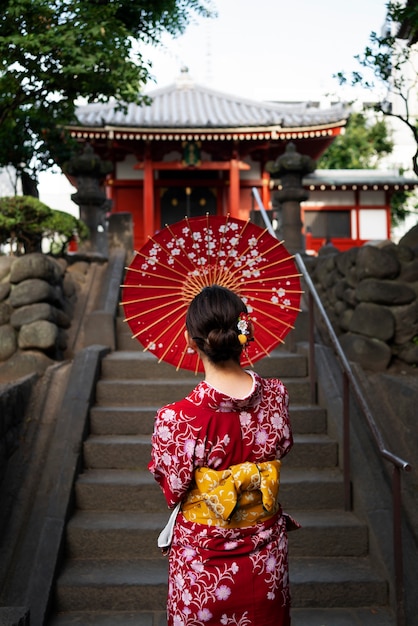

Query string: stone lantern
[267,142,316,254]
[65,144,113,257]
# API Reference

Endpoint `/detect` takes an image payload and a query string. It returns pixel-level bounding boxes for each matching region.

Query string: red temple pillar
[143,151,155,244]
[261,171,270,209]
[229,157,240,218]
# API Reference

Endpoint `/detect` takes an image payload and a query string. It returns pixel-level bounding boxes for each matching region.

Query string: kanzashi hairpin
[237,313,252,345]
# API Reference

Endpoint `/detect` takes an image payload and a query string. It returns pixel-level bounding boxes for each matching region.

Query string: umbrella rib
[251,296,302,315]
[146,232,196,276]
[132,301,186,338]
[251,303,300,329]
[125,256,190,282]
[124,297,186,322]
[166,219,206,279]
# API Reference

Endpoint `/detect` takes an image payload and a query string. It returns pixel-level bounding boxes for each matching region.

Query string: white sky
[38,0,389,213]
[142,0,389,102]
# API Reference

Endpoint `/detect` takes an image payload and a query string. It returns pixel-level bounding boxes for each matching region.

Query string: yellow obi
[182,460,281,528]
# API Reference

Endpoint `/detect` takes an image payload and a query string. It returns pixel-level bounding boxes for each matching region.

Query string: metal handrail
[250,187,412,624]
[295,252,412,626]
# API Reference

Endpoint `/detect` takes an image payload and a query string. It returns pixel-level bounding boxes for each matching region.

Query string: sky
[141,0,389,102]
[38,0,389,213]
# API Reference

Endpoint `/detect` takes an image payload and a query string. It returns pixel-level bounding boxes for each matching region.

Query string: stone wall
[0,253,91,485]
[0,253,90,376]
[306,238,418,372]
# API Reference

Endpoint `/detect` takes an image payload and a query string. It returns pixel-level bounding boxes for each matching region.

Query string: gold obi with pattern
[181,460,281,528]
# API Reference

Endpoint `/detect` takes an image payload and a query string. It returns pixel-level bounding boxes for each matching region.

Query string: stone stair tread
[290,556,384,583]
[77,469,155,486]
[86,434,151,445]
[77,466,343,485]
[68,510,170,531]
[49,606,396,626]
[68,508,364,532]
[50,612,165,625]
[57,559,167,586]
[288,509,366,528]
[56,555,384,588]
[291,607,396,626]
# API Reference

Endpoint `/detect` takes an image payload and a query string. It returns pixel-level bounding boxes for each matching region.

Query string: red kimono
[149,371,294,626]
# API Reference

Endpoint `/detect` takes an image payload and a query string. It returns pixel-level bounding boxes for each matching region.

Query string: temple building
[67,69,417,253]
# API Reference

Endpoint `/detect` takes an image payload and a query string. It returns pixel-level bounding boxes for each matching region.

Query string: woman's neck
[202,358,254,399]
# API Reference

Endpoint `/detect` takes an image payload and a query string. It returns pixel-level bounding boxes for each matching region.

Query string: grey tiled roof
[74,73,348,131]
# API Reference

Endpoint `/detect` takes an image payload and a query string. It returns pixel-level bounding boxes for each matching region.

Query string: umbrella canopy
[121,214,302,373]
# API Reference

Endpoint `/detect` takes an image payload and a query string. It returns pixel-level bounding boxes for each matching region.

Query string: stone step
[53,556,387,613]
[49,606,396,626]
[82,434,337,470]
[89,403,328,436]
[100,349,308,380]
[75,468,344,512]
[289,557,388,608]
[65,509,368,560]
[95,377,312,406]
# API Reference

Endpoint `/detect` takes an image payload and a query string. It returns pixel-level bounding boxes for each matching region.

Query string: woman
[149,285,297,626]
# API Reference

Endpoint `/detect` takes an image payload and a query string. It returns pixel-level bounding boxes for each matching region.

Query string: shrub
[0,195,89,255]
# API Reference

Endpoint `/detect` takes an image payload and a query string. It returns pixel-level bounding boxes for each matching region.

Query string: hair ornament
[237,313,252,345]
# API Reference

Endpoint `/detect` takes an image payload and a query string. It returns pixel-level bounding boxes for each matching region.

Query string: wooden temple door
[159,186,217,227]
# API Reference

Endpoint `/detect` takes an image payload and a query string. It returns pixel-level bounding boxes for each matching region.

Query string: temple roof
[74,70,348,132]
[303,169,418,190]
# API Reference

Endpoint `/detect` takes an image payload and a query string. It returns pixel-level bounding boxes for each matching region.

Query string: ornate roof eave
[68,119,347,142]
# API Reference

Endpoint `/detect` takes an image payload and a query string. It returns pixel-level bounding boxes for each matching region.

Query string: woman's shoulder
[257,373,289,395]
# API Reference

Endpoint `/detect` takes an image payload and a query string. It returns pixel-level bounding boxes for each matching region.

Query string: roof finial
[176,66,194,89]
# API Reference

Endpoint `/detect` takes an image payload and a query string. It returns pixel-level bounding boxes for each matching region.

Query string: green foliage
[0,195,89,255]
[317,112,393,169]
[390,189,418,228]
[0,0,216,190]
[335,1,418,176]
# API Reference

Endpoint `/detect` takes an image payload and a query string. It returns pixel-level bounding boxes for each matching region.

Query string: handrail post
[342,371,351,511]
[393,465,405,626]
[308,291,316,404]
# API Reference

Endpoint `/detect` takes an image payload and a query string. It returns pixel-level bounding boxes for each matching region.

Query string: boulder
[399,223,418,251]
[394,341,418,366]
[0,301,11,326]
[10,302,71,329]
[0,350,54,383]
[0,325,17,361]
[390,299,418,345]
[399,258,418,283]
[0,256,14,281]
[348,303,395,342]
[9,279,63,308]
[0,283,11,302]
[339,332,392,372]
[356,245,400,280]
[9,252,63,284]
[355,279,416,306]
[18,320,58,351]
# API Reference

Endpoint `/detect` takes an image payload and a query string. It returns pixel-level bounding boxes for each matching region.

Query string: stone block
[339,332,392,371]
[0,325,17,361]
[348,302,395,341]
[9,279,63,308]
[18,320,58,351]
[10,252,63,284]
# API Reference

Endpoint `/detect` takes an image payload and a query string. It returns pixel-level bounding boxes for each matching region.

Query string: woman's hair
[186,285,248,364]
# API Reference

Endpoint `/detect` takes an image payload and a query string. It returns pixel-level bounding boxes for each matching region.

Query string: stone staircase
[48,315,396,626]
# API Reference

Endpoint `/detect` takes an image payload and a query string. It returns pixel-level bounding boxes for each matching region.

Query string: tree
[0,0,215,194]
[0,195,89,255]
[336,1,418,176]
[317,111,393,169]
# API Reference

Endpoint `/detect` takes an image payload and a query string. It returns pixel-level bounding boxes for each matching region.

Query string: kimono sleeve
[148,402,201,508]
